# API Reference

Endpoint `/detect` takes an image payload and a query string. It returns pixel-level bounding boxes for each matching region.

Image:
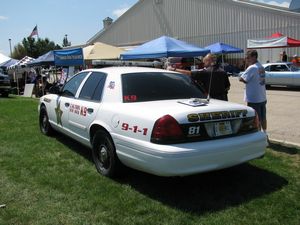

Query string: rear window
[121,72,205,103]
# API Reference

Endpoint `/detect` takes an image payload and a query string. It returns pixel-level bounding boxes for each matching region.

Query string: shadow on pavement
[266,86,300,92]
[269,141,300,154]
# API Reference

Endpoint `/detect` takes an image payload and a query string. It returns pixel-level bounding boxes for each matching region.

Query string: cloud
[112,6,130,18]
[249,0,291,8]
[0,16,8,20]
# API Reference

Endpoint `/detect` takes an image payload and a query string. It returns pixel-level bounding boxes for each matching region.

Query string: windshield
[122,72,205,102]
[288,64,300,72]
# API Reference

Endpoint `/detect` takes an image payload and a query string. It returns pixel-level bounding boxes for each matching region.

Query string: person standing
[167,54,230,101]
[239,50,267,133]
[282,51,287,62]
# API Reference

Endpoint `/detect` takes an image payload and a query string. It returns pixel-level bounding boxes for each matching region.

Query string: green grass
[0,96,300,225]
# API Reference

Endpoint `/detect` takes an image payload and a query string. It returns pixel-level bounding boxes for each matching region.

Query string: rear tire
[92,130,122,178]
[39,106,54,136]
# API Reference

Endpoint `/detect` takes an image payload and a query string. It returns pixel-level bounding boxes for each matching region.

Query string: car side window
[270,65,279,71]
[79,72,107,101]
[62,72,89,97]
[281,65,289,71]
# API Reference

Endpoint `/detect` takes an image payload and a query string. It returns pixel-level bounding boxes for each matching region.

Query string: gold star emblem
[55,101,63,126]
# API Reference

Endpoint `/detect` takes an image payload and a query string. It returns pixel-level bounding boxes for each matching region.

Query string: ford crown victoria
[39,67,266,177]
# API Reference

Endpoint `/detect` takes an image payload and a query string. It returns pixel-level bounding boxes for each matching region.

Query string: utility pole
[8,38,12,57]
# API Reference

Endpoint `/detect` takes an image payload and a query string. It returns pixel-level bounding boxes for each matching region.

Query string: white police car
[39,67,266,177]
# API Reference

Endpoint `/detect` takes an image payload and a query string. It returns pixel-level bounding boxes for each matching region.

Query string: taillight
[151,115,184,144]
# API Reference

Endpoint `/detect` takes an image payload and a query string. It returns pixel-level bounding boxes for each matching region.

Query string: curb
[269,138,300,150]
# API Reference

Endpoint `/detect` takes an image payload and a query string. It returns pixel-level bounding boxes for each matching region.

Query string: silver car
[263,62,300,87]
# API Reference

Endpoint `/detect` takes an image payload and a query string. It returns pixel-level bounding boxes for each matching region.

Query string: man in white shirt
[239,50,267,133]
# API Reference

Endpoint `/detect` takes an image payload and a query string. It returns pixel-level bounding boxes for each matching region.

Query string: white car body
[263,62,300,87]
[39,67,266,177]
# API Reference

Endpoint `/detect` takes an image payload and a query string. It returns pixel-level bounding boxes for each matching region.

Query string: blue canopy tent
[120,36,209,60]
[204,42,243,73]
[54,48,84,66]
[0,58,19,68]
[204,42,244,54]
[28,48,84,67]
[27,50,54,66]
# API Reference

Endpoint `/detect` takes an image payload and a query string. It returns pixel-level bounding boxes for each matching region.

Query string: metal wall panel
[90,0,300,58]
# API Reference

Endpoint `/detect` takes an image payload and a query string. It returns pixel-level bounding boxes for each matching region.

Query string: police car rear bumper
[113,131,267,177]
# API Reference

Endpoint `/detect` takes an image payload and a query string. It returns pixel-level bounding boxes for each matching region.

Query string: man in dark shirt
[168,54,230,101]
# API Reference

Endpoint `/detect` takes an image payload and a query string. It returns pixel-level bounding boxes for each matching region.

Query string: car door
[68,72,107,141]
[268,64,292,86]
[56,71,90,134]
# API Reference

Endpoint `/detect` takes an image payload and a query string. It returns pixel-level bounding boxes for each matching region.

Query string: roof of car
[83,66,169,74]
[263,62,292,66]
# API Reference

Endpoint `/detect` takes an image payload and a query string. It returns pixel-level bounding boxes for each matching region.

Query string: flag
[29,25,38,38]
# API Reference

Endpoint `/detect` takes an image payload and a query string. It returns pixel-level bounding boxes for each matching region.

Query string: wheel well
[90,124,111,144]
[40,103,46,110]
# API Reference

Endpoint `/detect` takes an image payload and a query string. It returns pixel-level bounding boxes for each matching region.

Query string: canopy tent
[120,35,209,60]
[54,48,84,66]
[0,53,11,64]
[27,51,54,66]
[9,56,35,69]
[247,32,300,49]
[204,42,243,54]
[204,42,243,72]
[0,58,19,68]
[84,42,124,60]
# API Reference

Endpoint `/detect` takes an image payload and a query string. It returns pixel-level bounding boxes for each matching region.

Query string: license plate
[214,121,232,136]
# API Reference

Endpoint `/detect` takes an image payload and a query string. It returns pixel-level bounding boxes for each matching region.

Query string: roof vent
[103,17,113,29]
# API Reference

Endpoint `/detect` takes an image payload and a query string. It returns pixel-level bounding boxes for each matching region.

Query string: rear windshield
[121,72,205,103]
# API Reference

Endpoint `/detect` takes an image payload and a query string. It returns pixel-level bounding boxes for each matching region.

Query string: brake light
[151,115,184,144]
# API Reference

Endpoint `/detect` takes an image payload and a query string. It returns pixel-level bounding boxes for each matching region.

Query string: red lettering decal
[122,123,129,130]
[124,95,137,102]
[80,107,87,116]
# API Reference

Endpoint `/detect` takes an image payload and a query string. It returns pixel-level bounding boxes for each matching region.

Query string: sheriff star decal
[55,101,63,126]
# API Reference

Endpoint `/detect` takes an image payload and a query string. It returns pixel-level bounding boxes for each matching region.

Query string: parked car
[167,57,203,70]
[0,73,11,97]
[263,62,300,87]
[39,67,266,177]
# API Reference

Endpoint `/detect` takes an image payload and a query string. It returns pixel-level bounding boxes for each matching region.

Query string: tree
[11,37,62,59]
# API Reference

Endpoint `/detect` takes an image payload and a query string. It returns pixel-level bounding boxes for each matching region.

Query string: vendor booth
[120,35,209,60]
[247,33,300,63]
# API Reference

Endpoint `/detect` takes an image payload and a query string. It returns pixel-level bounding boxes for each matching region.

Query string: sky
[0,0,292,57]
[0,0,139,56]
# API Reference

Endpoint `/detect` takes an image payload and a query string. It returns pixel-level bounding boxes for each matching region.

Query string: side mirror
[49,84,63,94]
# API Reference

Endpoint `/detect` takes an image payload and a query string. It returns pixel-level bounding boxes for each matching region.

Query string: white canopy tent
[0,53,10,64]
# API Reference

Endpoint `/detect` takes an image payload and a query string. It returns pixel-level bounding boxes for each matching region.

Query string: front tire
[39,106,54,136]
[92,130,121,178]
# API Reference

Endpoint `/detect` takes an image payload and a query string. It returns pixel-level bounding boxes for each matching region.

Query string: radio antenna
[207,66,214,102]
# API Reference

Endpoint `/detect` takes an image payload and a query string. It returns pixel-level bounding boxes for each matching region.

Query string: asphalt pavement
[228,77,300,149]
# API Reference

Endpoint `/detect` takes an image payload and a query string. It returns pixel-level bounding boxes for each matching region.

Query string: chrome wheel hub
[99,146,108,164]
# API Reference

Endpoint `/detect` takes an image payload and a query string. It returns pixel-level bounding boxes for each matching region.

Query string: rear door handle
[65,103,70,107]
[87,108,94,113]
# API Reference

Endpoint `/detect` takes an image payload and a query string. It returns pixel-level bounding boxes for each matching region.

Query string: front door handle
[65,103,70,107]
[87,108,94,113]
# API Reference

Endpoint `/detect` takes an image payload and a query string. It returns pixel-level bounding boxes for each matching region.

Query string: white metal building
[88,0,300,62]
